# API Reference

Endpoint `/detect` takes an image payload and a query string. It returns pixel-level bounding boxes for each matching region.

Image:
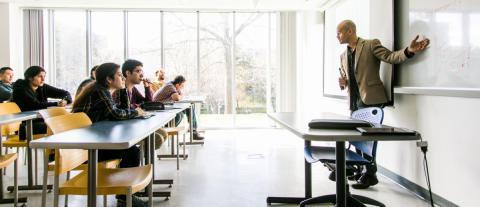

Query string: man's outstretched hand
[408,35,430,54]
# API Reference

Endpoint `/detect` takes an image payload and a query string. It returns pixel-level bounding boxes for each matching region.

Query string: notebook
[308,119,372,129]
[356,126,416,135]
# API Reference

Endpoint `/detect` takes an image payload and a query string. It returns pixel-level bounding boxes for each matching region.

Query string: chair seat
[304,146,371,165]
[59,164,152,195]
[0,153,17,169]
[48,159,121,171]
[3,134,48,148]
[164,127,185,136]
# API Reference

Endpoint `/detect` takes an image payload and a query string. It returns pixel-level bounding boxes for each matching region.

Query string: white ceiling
[3,0,332,10]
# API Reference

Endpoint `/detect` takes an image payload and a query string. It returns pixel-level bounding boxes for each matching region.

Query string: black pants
[19,120,47,141]
[98,146,140,168]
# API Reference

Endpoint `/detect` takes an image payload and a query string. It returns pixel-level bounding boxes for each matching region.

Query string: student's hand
[58,100,67,107]
[142,78,152,88]
[408,35,430,53]
[338,77,347,90]
[135,107,145,116]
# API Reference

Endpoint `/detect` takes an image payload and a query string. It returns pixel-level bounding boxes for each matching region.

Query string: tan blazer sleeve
[370,39,408,64]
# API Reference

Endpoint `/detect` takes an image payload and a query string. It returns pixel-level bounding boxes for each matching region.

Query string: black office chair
[301,107,385,207]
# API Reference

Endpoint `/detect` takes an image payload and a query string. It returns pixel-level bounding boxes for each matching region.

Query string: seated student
[75,65,98,97]
[72,62,147,207]
[113,59,167,149]
[113,59,153,108]
[12,66,72,140]
[0,67,15,102]
[150,68,166,93]
[153,75,204,140]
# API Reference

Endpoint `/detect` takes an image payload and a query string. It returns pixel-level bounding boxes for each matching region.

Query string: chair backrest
[350,107,384,159]
[0,102,22,136]
[44,112,92,175]
[38,107,69,135]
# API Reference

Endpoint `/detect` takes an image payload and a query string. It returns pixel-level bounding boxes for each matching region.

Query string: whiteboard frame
[394,87,480,98]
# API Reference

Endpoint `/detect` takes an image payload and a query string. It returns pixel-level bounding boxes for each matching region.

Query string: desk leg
[88,149,97,207]
[0,130,28,205]
[26,120,33,187]
[266,140,312,204]
[336,141,347,207]
[144,135,153,206]
[148,134,154,206]
[8,120,52,192]
[181,104,203,146]
[189,105,193,143]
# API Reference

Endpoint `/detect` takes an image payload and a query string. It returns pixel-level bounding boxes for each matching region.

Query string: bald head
[338,20,356,34]
[336,20,358,45]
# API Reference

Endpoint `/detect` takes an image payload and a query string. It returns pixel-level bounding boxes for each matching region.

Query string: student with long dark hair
[72,62,147,207]
[12,65,72,140]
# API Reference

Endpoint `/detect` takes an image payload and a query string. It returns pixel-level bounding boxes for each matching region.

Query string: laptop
[356,126,416,135]
[308,119,372,129]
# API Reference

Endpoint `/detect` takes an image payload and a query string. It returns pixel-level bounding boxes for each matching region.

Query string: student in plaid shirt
[72,62,148,207]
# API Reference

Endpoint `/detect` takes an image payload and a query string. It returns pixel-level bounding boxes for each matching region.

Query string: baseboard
[378,165,459,207]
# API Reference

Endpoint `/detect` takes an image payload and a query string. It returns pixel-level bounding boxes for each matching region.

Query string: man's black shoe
[351,174,379,189]
[347,171,362,181]
[328,168,356,182]
[116,195,148,207]
[193,132,204,140]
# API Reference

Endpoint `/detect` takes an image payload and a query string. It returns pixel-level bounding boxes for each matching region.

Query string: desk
[157,103,191,160]
[267,112,421,207]
[176,96,205,145]
[0,111,40,205]
[30,111,177,207]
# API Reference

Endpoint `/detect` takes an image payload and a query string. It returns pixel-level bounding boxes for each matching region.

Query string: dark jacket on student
[12,79,72,111]
[0,80,13,102]
[11,79,72,140]
[72,83,138,122]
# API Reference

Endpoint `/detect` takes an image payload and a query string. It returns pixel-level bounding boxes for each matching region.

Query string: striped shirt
[153,82,180,103]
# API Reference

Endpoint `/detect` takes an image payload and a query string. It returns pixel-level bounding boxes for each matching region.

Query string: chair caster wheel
[164,197,169,201]
[168,184,172,188]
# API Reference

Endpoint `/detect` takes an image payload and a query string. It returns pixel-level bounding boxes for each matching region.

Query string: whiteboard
[323,0,394,101]
[396,0,480,91]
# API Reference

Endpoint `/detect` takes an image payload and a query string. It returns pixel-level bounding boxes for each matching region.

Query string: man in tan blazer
[337,20,429,189]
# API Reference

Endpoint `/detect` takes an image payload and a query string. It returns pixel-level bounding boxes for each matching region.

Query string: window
[91,11,124,66]
[234,13,270,127]
[163,12,197,94]
[49,10,278,128]
[199,12,234,127]
[127,12,162,80]
[53,11,87,96]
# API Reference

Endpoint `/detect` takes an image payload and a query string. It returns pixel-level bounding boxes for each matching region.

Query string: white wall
[1,2,24,79]
[295,11,325,114]
[0,3,10,67]
[381,95,480,207]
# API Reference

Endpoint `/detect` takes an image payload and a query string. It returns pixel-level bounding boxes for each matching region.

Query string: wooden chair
[38,108,120,207]
[44,113,152,207]
[0,153,19,206]
[0,102,45,180]
[165,127,186,170]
